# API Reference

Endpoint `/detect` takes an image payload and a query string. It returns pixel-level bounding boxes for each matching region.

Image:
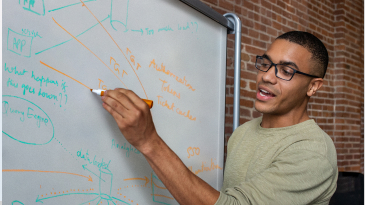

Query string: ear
[307,78,323,97]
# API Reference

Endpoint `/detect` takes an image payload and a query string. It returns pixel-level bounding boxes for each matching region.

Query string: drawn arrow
[82,164,105,182]
[36,192,99,203]
[131,29,143,35]
[124,176,149,186]
[3,169,92,182]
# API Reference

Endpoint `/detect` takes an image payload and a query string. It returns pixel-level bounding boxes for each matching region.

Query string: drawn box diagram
[7,28,34,58]
[20,0,45,16]
[110,0,129,31]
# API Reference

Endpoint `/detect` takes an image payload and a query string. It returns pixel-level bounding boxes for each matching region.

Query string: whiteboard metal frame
[179,1,242,130]
[224,13,241,131]
[179,0,235,32]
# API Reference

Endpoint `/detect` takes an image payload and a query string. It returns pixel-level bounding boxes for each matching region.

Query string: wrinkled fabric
[215,117,338,205]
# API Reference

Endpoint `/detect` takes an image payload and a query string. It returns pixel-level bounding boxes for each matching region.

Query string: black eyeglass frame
[255,55,322,81]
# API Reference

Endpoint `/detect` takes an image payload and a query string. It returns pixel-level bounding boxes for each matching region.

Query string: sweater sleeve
[215,149,336,205]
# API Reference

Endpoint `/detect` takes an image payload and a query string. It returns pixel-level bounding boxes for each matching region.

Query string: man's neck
[261,111,310,128]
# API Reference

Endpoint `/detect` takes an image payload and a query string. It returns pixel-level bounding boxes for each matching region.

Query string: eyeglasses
[255,55,321,81]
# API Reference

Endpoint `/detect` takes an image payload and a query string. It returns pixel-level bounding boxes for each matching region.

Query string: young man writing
[101,31,338,204]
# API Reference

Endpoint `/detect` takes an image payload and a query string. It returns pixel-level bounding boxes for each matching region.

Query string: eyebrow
[262,53,300,71]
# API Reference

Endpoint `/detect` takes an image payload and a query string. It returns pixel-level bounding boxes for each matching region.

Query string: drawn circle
[2,95,54,145]
[12,200,24,205]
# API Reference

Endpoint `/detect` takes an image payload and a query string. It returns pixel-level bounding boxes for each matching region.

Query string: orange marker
[91,89,153,109]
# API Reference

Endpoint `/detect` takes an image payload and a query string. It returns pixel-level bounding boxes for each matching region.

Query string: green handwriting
[21,83,35,95]
[31,71,59,87]
[7,78,18,88]
[4,63,28,75]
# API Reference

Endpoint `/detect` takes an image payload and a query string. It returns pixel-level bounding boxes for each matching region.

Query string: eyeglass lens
[256,57,295,80]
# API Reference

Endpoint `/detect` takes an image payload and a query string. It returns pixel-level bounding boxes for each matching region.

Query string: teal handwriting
[178,22,198,32]
[132,22,198,36]
[13,38,26,52]
[21,28,42,38]
[77,148,111,170]
[31,71,59,87]
[20,0,45,16]
[7,78,18,88]
[158,25,173,32]
[21,83,35,95]
[38,88,57,101]
[27,107,49,128]
[111,139,140,157]
[4,63,28,75]
[2,95,54,145]
[61,81,68,93]
[2,100,48,127]
[2,101,24,122]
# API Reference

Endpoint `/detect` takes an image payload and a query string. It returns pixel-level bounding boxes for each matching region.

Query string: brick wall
[200,0,364,173]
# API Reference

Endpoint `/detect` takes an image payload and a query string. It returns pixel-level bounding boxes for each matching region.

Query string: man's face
[254,39,314,115]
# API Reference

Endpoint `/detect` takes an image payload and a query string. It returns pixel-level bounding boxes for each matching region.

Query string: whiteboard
[2,0,227,204]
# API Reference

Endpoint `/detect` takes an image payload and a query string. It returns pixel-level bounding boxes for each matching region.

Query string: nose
[261,64,277,84]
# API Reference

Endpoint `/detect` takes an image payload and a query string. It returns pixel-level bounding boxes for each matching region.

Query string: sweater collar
[256,116,316,135]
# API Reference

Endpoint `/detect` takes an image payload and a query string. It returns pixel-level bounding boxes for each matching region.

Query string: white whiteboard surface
[2,0,227,204]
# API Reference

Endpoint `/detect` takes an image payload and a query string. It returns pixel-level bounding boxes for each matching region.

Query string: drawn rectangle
[22,0,45,16]
[7,28,34,58]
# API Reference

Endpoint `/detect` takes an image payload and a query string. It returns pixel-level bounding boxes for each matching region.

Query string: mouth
[258,89,276,97]
[256,87,276,101]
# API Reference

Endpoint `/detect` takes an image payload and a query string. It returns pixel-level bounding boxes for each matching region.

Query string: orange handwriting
[157,96,196,121]
[188,159,223,175]
[149,59,195,91]
[110,57,128,77]
[187,147,200,158]
[159,79,181,99]
[126,48,131,55]
[157,96,175,111]
[78,2,147,98]
[126,48,141,70]
[51,18,127,89]
[98,78,108,90]
[110,57,120,74]
[176,108,196,121]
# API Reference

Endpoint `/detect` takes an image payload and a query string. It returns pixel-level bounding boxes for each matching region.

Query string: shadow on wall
[330,172,364,205]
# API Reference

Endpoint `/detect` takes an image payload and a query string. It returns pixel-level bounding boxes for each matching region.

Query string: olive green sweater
[215,117,338,205]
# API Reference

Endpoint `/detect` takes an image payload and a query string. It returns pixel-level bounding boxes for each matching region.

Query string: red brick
[261,16,272,26]
[219,1,234,10]
[259,33,270,41]
[253,110,262,118]
[252,40,267,49]
[245,45,265,55]
[240,89,257,99]
[241,70,257,81]
[249,82,257,90]
[206,0,364,173]
[261,0,272,10]
[240,107,251,117]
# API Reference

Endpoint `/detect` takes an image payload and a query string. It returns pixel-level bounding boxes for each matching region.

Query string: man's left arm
[101,88,220,205]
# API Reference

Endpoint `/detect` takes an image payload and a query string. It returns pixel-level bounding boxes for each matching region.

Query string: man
[101,31,338,204]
